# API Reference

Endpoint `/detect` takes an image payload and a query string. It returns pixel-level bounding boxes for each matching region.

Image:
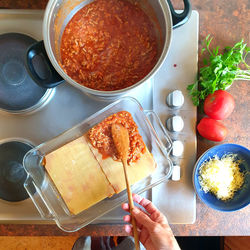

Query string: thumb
[132,207,156,232]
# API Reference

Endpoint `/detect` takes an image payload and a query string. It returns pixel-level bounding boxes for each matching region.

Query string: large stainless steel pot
[26,0,191,99]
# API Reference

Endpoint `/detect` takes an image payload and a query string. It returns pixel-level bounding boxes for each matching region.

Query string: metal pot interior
[44,0,171,95]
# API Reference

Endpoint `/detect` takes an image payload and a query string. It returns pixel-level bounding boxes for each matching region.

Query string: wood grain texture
[0,236,78,250]
[224,236,250,250]
[0,0,249,237]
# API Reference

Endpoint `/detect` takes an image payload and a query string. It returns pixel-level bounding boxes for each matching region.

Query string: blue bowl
[193,144,250,212]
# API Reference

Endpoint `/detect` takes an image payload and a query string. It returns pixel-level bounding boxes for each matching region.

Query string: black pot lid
[0,33,49,112]
[0,140,33,202]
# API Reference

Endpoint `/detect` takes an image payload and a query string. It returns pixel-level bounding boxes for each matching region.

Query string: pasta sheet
[44,136,115,215]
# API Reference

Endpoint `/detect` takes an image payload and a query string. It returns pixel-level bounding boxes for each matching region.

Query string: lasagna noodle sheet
[44,136,115,215]
[86,136,156,194]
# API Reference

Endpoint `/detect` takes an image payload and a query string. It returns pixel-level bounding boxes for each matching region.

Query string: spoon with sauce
[111,123,140,250]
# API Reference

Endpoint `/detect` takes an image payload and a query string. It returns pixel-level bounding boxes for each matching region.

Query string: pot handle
[26,41,64,88]
[167,0,192,29]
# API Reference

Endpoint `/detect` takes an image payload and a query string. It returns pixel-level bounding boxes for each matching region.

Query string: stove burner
[0,33,53,113]
[2,60,26,86]
[0,140,33,202]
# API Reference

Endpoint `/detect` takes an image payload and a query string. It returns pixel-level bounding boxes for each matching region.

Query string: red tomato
[197,117,227,141]
[204,90,235,120]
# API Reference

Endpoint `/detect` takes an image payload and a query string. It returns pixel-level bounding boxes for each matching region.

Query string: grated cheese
[198,154,244,200]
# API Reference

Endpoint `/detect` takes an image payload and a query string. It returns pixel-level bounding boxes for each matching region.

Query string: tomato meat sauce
[88,111,146,164]
[60,0,158,91]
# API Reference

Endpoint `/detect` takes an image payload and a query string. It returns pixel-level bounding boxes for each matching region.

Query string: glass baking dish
[23,96,173,232]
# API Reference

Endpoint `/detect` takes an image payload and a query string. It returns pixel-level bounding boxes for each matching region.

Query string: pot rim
[43,0,173,96]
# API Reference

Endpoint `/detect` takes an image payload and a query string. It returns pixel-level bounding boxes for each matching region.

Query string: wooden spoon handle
[131,209,140,250]
[122,159,140,250]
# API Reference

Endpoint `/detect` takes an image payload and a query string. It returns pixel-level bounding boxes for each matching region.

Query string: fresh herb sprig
[187,35,250,106]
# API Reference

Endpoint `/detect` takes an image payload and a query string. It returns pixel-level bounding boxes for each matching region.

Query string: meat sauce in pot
[60,0,158,91]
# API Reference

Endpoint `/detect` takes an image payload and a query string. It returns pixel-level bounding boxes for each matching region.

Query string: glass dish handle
[145,110,173,180]
[24,176,53,219]
[145,110,173,155]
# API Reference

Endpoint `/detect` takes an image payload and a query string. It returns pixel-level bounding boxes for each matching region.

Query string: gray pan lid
[0,140,34,202]
[0,33,50,113]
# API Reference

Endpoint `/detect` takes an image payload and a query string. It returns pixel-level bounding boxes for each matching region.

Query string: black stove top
[0,33,48,112]
[0,140,33,202]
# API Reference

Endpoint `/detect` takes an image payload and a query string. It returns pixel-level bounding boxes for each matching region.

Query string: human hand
[122,193,180,250]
